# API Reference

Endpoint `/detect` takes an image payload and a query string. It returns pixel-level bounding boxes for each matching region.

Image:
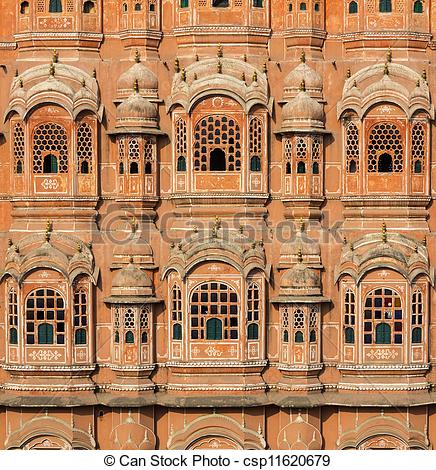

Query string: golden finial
[130,217,137,233]
[381,222,387,243]
[87,241,93,250]
[422,69,427,81]
[241,72,246,84]
[19,78,23,88]
[81,77,86,87]
[353,80,357,88]
[52,49,59,63]
[239,224,245,234]
[416,79,421,88]
[193,72,198,81]
[243,54,247,62]
[299,218,305,233]
[8,238,13,247]
[343,236,347,245]
[415,245,419,254]
[92,68,97,79]
[129,255,134,264]
[134,49,141,63]
[195,54,199,62]
[297,248,303,263]
[214,216,222,229]
[217,44,223,58]
[349,241,354,251]
[253,71,258,82]
[300,50,306,63]
[174,57,180,73]
[423,236,427,247]
[346,68,351,79]
[15,69,19,77]
[263,62,268,74]
[49,63,55,77]
[384,63,389,76]
[217,61,222,74]
[45,220,52,242]
[77,243,83,253]
[181,68,186,81]
[299,79,306,92]
[193,225,198,233]
[133,79,139,93]
[386,47,392,63]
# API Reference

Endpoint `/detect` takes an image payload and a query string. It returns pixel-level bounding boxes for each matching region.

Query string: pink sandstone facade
[0,0,435,450]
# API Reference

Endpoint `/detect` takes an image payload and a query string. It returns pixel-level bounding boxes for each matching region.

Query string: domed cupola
[116,50,158,101]
[283,52,323,101]
[281,81,325,133]
[280,257,322,299]
[115,81,159,132]
[109,259,154,300]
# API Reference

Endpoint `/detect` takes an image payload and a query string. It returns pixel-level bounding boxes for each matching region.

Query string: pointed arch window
[33,123,69,174]
[49,0,63,13]
[367,123,403,173]
[349,1,358,13]
[379,0,392,12]
[206,318,223,340]
[20,1,30,14]
[413,0,423,13]
[83,1,96,13]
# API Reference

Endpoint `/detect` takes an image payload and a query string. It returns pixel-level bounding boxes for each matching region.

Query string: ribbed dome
[284,61,323,99]
[116,90,158,129]
[281,89,325,131]
[112,263,153,290]
[280,263,321,297]
[117,61,158,96]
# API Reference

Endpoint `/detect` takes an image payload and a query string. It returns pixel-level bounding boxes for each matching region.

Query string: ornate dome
[116,85,158,130]
[278,414,323,450]
[280,262,321,297]
[117,51,158,99]
[284,54,323,100]
[281,86,325,131]
[111,261,154,298]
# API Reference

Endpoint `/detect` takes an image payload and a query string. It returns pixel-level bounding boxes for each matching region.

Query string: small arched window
[297,161,306,174]
[349,160,357,174]
[312,162,319,174]
[180,0,189,7]
[248,324,259,340]
[119,162,124,175]
[177,156,186,172]
[141,331,148,343]
[283,330,289,343]
[20,1,30,14]
[83,1,96,13]
[286,162,292,174]
[125,331,135,344]
[129,161,139,174]
[75,329,87,345]
[115,331,120,343]
[210,148,226,171]
[375,323,391,344]
[349,1,358,14]
[135,2,142,11]
[212,0,229,6]
[344,327,355,344]
[49,0,63,13]
[414,160,422,174]
[253,0,264,7]
[379,0,392,12]
[289,3,293,11]
[9,328,18,345]
[145,162,152,175]
[206,318,223,340]
[80,161,89,174]
[43,154,59,174]
[295,331,304,343]
[250,156,261,172]
[173,323,182,340]
[309,330,316,342]
[378,153,393,173]
[413,0,423,13]
[314,3,320,11]
[412,327,422,344]
[300,2,307,11]
[38,323,54,345]
[122,2,128,12]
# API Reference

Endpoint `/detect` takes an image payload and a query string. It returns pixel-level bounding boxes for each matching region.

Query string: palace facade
[0,0,435,450]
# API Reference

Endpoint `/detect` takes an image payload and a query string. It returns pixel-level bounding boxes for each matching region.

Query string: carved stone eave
[270,295,330,304]
[104,295,163,305]
[107,126,166,136]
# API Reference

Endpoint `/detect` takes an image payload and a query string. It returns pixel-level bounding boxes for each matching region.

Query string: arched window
[49,0,63,13]
[140,306,150,345]
[414,160,422,174]
[33,123,69,174]
[177,156,186,172]
[115,331,120,343]
[180,0,189,7]
[210,148,226,171]
[286,162,292,174]
[297,161,306,174]
[119,162,125,174]
[375,323,391,344]
[289,2,293,11]
[283,329,289,343]
[253,0,264,6]
[300,2,307,11]
[75,329,87,345]
[412,122,425,174]
[122,3,128,12]
[26,289,65,345]
[413,0,423,13]
[367,123,403,173]
[248,323,259,340]
[412,327,422,344]
[130,161,139,174]
[190,282,238,340]
[284,138,292,175]
[194,115,241,171]
[346,122,360,173]
[83,1,96,13]
[379,0,392,12]
[125,331,135,344]
[171,285,183,340]
[43,154,58,174]
[312,162,319,174]
[411,289,423,343]
[173,323,182,340]
[314,3,320,11]
[77,123,93,174]
[8,287,18,345]
[149,2,155,11]
[344,288,356,343]
[345,327,355,344]
[250,156,261,172]
[145,162,152,174]
[206,318,223,340]
[13,122,25,174]
[377,153,393,173]
[74,288,88,345]
[141,331,148,343]
[295,331,304,343]
[20,1,30,14]
[349,160,357,173]
[38,323,54,345]
[310,330,316,342]
[135,2,142,11]
[212,0,229,6]
[349,1,358,13]
[363,288,402,345]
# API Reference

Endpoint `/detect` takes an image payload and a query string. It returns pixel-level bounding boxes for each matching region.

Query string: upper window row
[180,0,264,8]
[288,2,321,12]
[122,1,156,13]
[20,0,97,14]
[347,0,423,14]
